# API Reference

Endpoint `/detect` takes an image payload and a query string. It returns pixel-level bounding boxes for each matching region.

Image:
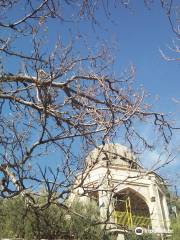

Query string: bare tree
[159,0,180,62]
[0,1,174,218]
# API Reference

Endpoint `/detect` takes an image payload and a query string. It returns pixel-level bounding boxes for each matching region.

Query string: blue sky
[40,1,180,191]
[5,1,180,193]
[46,1,180,111]
[62,1,180,189]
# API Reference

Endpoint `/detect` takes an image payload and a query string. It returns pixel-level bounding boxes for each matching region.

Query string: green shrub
[171,214,180,240]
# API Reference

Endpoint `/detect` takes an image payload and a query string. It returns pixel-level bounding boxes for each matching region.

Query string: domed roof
[86,143,140,169]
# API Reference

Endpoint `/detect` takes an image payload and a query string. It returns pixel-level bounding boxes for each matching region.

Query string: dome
[86,143,140,169]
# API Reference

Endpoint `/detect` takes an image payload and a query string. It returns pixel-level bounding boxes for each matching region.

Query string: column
[148,183,164,233]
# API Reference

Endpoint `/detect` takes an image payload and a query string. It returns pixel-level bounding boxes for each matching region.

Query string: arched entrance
[113,188,151,229]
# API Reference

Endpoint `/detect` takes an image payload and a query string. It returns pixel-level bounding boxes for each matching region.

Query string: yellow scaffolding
[113,197,151,229]
[126,197,133,227]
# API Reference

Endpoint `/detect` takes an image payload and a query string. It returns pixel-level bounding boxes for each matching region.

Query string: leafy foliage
[171,212,180,240]
[0,196,116,239]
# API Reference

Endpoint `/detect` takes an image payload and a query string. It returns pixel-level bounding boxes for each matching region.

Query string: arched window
[113,188,151,229]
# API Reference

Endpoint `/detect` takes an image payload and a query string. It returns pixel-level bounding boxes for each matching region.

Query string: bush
[171,214,180,240]
[0,197,117,240]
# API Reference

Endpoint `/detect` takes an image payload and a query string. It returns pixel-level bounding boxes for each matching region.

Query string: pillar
[148,183,165,233]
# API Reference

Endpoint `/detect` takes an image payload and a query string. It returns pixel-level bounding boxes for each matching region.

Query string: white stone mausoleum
[70,143,171,238]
